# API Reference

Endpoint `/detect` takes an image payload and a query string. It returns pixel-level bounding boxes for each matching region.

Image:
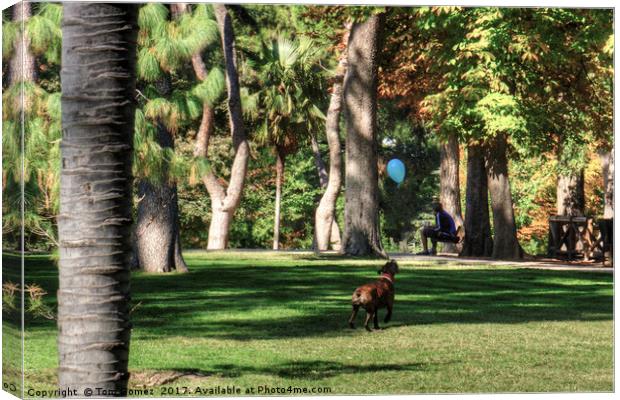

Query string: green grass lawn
[3,251,614,395]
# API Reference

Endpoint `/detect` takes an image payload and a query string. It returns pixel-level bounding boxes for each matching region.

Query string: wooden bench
[547,216,613,264]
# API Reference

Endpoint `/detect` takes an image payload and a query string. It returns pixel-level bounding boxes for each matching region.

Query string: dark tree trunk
[342,15,386,258]
[556,171,585,216]
[599,149,614,218]
[199,4,250,250]
[440,133,464,253]
[460,144,493,257]
[134,74,187,272]
[273,148,285,250]
[58,3,137,395]
[314,24,350,252]
[485,135,523,259]
[135,169,187,272]
[10,1,35,86]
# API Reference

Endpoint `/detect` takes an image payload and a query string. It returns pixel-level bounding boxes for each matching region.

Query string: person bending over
[417,202,458,256]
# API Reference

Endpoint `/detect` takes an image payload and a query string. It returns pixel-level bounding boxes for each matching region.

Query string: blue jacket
[435,210,456,235]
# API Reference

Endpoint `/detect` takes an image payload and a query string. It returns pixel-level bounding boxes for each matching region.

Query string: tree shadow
[159,359,432,380]
[12,254,614,341]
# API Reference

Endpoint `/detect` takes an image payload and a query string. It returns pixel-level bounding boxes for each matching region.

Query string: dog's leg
[348,305,360,329]
[364,311,373,332]
[373,312,380,330]
[384,303,392,324]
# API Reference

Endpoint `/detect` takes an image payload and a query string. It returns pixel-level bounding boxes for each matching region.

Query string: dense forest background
[2,3,613,256]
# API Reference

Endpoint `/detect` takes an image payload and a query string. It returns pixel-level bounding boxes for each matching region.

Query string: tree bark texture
[439,133,464,253]
[133,5,187,273]
[135,134,187,273]
[58,3,137,395]
[556,171,585,216]
[135,76,187,273]
[197,4,250,250]
[485,135,523,259]
[599,149,614,218]
[342,15,386,258]
[314,24,350,252]
[10,1,35,86]
[273,149,284,250]
[460,144,493,257]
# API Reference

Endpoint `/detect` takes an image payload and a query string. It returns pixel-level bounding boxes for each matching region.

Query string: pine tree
[2,2,62,250]
[133,3,219,271]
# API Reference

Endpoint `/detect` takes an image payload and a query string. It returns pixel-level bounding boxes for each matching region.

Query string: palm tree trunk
[439,133,464,253]
[199,4,250,250]
[485,134,523,259]
[460,144,493,257]
[314,24,350,252]
[58,3,137,395]
[342,15,386,258]
[273,149,285,250]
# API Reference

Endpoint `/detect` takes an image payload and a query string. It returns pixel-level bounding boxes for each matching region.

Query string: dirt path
[388,253,613,273]
[184,249,613,274]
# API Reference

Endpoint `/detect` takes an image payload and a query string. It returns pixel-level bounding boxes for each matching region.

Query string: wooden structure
[548,216,613,265]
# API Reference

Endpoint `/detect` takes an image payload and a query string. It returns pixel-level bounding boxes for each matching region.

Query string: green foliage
[191,67,225,106]
[137,3,219,76]
[2,3,62,250]
[2,19,17,61]
[245,34,326,151]
[137,47,162,82]
[27,3,62,64]
[179,144,322,249]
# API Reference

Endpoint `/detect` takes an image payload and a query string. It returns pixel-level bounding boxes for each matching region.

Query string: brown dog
[348,260,399,331]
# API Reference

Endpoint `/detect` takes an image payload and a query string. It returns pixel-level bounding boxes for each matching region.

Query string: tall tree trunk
[556,171,585,216]
[200,4,249,250]
[134,78,187,272]
[440,133,464,253]
[342,15,386,258]
[314,24,350,252]
[599,149,614,218]
[10,1,35,86]
[311,131,343,251]
[273,148,285,250]
[485,135,523,259]
[183,16,223,249]
[58,3,137,396]
[460,144,493,257]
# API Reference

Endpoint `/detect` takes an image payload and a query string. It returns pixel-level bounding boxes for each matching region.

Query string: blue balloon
[387,159,406,184]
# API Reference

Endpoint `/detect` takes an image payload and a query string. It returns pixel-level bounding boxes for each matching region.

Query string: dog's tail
[351,289,370,305]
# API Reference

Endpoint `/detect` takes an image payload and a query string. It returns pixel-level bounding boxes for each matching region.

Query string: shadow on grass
[8,253,613,341]
[160,360,430,380]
